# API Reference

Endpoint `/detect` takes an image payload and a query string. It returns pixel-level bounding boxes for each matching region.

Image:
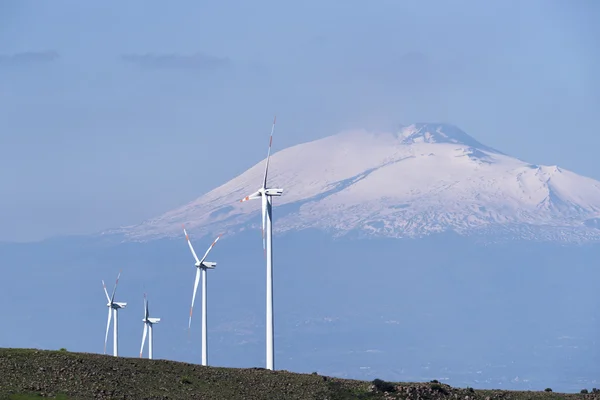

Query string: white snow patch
[107,124,600,243]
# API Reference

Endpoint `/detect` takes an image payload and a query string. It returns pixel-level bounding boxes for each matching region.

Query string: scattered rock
[0,348,596,400]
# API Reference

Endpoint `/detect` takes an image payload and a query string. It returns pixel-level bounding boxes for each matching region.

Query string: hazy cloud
[120,52,231,70]
[0,51,59,66]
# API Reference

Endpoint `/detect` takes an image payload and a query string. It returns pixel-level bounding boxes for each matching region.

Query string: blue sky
[0,0,598,241]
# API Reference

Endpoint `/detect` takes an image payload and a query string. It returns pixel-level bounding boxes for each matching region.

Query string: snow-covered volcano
[113,123,600,242]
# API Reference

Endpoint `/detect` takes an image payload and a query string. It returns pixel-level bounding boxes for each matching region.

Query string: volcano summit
[113,123,600,243]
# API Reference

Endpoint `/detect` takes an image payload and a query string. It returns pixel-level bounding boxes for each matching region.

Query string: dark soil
[0,349,597,400]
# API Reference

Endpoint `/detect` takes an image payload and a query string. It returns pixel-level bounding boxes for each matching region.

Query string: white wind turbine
[183,225,221,366]
[239,116,283,371]
[139,293,160,359]
[102,270,127,357]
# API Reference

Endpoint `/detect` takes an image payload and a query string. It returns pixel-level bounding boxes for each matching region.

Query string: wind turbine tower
[102,270,127,357]
[240,116,283,370]
[183,225,221,366]
[140,293,161,359]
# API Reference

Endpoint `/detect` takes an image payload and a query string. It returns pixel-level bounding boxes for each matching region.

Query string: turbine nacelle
[195,261,216,269]
[240,188,283,202]
[109,302,127,309]
[265,188,283,197]
[143,317,161,324]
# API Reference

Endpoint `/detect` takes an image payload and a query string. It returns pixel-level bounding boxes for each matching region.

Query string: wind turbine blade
[198,235,222,265]
[110,270,122,303]
[102,280,110,303]
[140,323,148,358]
[261,194,267,255]
[183,225,201,264]
[240,190,262,203]
[262,115,276,189]
[144,293,149,319]
[104,307,112,355]
[189,268,201,329]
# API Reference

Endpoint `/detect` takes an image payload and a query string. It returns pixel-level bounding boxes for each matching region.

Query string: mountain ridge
[396,123,503,154]
[108,123,600,243]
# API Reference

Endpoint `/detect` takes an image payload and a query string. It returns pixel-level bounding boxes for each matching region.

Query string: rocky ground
[0,348,597,400]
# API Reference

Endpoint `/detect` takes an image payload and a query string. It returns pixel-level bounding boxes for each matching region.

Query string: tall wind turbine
[240,116,283,370]
[102,270,127,357]
[140,293,160,359]
[183,225,221,366]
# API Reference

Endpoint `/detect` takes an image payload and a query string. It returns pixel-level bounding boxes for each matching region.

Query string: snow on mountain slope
[111,123,600,242]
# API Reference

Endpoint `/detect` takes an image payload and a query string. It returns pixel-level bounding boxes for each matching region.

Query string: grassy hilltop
[0,348,597,400]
